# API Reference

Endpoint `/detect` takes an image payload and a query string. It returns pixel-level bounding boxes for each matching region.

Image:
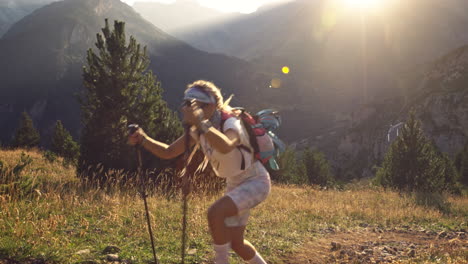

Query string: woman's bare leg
[207,195,238,244]
[207,196,267,263]
[228,225,256,260]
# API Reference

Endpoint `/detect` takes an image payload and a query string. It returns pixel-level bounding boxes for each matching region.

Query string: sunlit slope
[132,0,234,33]
[178,0,468,141]
[315,44,468,179]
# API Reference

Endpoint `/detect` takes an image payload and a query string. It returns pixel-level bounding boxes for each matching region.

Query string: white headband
[183,86,216,104]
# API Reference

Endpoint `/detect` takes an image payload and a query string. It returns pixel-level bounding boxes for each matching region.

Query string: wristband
[197,120,212,134]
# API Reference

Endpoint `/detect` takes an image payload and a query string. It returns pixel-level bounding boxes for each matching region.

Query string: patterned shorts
[224,162,271,227]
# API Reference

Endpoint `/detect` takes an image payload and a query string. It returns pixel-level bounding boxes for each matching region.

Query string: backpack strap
[220,110,252,170]
[238,145,252,170]
[220,110,235,131]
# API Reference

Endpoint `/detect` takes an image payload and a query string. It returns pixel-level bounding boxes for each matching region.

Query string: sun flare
[341,0,384,10]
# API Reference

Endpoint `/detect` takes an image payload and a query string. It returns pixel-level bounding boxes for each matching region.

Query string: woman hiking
[128,80,270,264]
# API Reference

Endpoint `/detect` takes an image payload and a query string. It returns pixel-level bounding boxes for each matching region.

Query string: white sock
[248,252,267,264]
[213,242,230,264]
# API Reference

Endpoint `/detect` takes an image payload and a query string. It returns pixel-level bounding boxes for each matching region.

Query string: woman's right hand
[127,128,146,146]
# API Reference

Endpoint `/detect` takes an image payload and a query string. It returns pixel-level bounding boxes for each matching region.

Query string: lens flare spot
[270,78,282,89]
[282,66,290,74]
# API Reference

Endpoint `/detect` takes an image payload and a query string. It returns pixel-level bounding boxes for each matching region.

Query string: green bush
[414,191,451,214]
[274,146,335,187]
[302,147,334,187]
[43,150,58,163]
[0,152,38,198]
[275,147,306,184]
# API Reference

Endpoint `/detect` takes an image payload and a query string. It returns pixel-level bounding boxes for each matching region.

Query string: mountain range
[321,45,468,179]
[132,0,238,34]
[0,0,274,145]
[175,0,468,142]
[0,0,58,36]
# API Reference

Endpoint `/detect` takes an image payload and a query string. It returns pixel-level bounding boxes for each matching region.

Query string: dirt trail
[288,228,467,264]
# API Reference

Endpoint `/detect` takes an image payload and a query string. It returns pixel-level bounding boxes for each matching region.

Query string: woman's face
[197,101,216,119]
[181,100,216,124]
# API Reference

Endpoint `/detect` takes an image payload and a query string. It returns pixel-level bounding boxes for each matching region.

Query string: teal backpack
[221,108,286,171]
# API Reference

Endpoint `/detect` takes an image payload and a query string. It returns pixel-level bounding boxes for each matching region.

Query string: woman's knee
[207,196,238,222]
[207,203,222,223]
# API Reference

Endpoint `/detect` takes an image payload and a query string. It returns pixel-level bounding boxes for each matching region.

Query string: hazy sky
[121,0,293,13]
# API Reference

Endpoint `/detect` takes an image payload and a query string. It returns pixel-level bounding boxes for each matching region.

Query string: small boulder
[456,232,466,239]
[103,245,121,254]
[437,231,447,239]
[331,241,342,251]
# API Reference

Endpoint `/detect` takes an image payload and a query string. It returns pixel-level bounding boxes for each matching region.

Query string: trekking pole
[128,124,159,264]
[181,124,191,264]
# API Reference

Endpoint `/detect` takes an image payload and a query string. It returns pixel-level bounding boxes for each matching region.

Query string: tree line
[9,112,79,166]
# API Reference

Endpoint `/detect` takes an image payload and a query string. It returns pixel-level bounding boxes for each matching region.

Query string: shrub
[275,147,306,184]
[43,150,58,163]
[0,152,38,198]
[302,147,334,187]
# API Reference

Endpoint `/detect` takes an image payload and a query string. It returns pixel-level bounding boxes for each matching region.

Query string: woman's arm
[199,126,240,154]
[129,129,196,159]
[182,102,241,154]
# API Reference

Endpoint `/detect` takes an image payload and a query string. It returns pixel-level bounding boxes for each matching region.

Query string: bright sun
[341,0,383,10]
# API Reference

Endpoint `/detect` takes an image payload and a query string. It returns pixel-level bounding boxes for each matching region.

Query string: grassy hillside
[0,149,467,263]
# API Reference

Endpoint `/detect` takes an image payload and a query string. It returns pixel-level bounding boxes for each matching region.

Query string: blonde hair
[185,80,234,112]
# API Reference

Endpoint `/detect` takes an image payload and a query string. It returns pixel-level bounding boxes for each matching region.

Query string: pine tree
[79,19,181,178]
[376,112,456,193]
[12,111,40,148]
[302,147,333,186]
[51,120,79,164]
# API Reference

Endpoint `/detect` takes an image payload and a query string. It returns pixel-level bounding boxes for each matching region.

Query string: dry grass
[0,149,466,263]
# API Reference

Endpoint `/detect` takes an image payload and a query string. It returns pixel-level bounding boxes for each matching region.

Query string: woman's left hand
[182,101,204,126]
